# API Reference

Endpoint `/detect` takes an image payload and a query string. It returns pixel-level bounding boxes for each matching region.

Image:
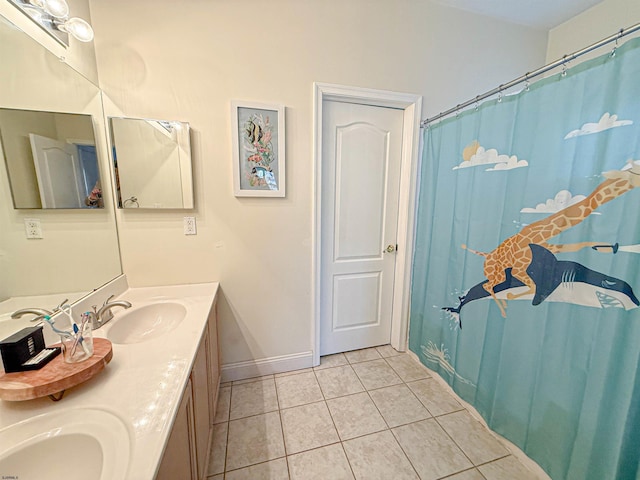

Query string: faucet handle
[52,298,69,313]
[103,294,115,307]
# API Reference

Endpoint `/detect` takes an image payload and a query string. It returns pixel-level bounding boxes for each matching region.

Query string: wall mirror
[0,108,103,209]
[109,117,194,209]
[0,14,122,318]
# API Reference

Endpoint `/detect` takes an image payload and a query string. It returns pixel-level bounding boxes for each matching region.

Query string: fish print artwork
[241,111,278,190]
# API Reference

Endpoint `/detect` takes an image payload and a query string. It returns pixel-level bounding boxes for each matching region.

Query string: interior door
[29,133,83,208]
[320,101,404,355]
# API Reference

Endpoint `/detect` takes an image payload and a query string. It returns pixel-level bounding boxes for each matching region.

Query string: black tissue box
[0,325,54,373]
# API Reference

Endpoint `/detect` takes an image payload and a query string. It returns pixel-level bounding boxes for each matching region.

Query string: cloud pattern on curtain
[410,38,640,480]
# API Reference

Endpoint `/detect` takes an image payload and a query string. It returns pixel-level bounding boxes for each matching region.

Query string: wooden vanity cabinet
[156,378,197,480]
[192,334,210,480]
[156,297,220,480]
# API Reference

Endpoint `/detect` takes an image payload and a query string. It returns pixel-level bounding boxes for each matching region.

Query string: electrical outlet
[183,216,197,235]
[24,218,43,239]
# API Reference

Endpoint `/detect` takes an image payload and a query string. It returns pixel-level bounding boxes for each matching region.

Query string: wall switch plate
[24,218,43,239]
[183,217,197,235]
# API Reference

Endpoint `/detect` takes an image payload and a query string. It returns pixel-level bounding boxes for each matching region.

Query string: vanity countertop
[0,281,220,480]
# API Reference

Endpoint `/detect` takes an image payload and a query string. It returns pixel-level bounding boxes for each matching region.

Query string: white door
[320,101,404,355]
[30,134,83,208]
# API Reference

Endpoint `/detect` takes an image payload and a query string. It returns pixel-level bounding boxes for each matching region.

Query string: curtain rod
[421,22,640,128]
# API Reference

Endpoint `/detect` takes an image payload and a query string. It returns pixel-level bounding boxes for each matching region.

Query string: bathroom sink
[106,302,187,344]
[0,407,131,480]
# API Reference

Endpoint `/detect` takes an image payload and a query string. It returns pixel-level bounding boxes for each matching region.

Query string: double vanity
[0,280,221,480]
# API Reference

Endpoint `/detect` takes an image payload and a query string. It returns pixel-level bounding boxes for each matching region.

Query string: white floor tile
[326,392,388,440]
[288,443,354,480]
[281,401,339,454]
[344,347,382,364]
[230,378,279,420]
[368,384,431,427]
[351,359,403,390]
[407,379,463,416]
[207,422,228,475]
[437,410,509,465]
[385,354,430,382]
[276,371,324,409]
[392,418,472,480]
[343,430,418,479]
[225,411,285,471]
[478,455,545,480]
[314,365,365,399]
[314,353,348,370]
[444,469,486,480]
[214,385,231,424]
[375,344,402,358]
[225,458,290,480]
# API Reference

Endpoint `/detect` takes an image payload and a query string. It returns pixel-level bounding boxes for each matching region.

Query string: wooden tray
[0,338,113,401]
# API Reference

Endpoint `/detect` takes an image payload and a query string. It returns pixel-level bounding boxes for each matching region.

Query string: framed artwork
[231,100,286,197]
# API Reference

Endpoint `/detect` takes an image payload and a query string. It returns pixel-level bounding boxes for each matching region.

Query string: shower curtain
[410,38,640,480]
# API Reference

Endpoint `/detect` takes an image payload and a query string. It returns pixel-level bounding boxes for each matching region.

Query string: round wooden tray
[0,338,113,401]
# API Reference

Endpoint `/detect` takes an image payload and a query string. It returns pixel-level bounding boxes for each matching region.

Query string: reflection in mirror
[0,109,103,209]
[0,14,121,320]
[109,117,194,209]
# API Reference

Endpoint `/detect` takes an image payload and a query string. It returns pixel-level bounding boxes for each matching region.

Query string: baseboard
[221,351,314,383]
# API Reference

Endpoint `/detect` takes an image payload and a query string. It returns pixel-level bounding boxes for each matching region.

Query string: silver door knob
[384,244,396,253]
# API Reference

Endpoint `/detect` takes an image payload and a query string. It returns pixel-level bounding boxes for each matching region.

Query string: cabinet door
[207,298,221,422]
[156,379,196,480]
[192,334,211,480]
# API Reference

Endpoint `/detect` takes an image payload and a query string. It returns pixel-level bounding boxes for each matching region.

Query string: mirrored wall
[0,14,121,314]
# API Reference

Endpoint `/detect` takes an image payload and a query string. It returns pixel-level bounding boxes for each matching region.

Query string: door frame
[312,82,422,366]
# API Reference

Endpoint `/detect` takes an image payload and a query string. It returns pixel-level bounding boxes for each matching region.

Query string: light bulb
[58,17,94,42]
[23,5,44,22]
[30,0,70,18]
[41,0,69,18]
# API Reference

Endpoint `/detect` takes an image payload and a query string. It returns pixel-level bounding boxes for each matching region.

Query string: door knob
[384,244,396,253]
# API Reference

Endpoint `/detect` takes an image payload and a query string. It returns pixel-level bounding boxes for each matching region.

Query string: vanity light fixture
[9,0,94,44]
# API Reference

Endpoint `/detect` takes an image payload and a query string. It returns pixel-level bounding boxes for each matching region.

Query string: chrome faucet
[11,308,53,322]
[90,295,132,329]
[10,298,68,322]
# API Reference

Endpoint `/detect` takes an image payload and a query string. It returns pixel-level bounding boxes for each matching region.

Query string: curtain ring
[611,28,623,57]
[561,55,568,77]
[524,74,530,92]
[497,90,503,103]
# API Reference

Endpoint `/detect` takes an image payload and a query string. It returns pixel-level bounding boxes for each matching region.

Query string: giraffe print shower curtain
[410,38,640,480]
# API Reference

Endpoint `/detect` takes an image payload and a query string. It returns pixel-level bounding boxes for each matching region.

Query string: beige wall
[547,0,640,62]
[90,0,548,366]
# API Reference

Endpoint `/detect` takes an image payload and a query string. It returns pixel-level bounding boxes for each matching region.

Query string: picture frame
[231,100,286,197]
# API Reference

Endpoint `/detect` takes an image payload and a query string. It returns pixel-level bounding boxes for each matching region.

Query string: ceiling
[432,0,604,29]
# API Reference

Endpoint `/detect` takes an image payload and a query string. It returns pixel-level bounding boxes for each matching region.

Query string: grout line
[223,455,288,475]
[438,466,487,479]
[222,387,232,475]
[432,410,479,468]
[473,453,512,469]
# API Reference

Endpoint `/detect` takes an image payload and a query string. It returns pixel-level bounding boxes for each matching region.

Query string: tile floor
[207,346,545,480]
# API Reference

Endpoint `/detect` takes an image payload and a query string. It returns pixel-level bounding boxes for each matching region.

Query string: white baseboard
[221,351,314,383]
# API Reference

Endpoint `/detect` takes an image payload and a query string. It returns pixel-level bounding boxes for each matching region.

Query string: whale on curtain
[443,243,639,327]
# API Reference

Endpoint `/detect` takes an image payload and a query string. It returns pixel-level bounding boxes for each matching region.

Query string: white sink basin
[0,407,132,480]
[106,302,187,344]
